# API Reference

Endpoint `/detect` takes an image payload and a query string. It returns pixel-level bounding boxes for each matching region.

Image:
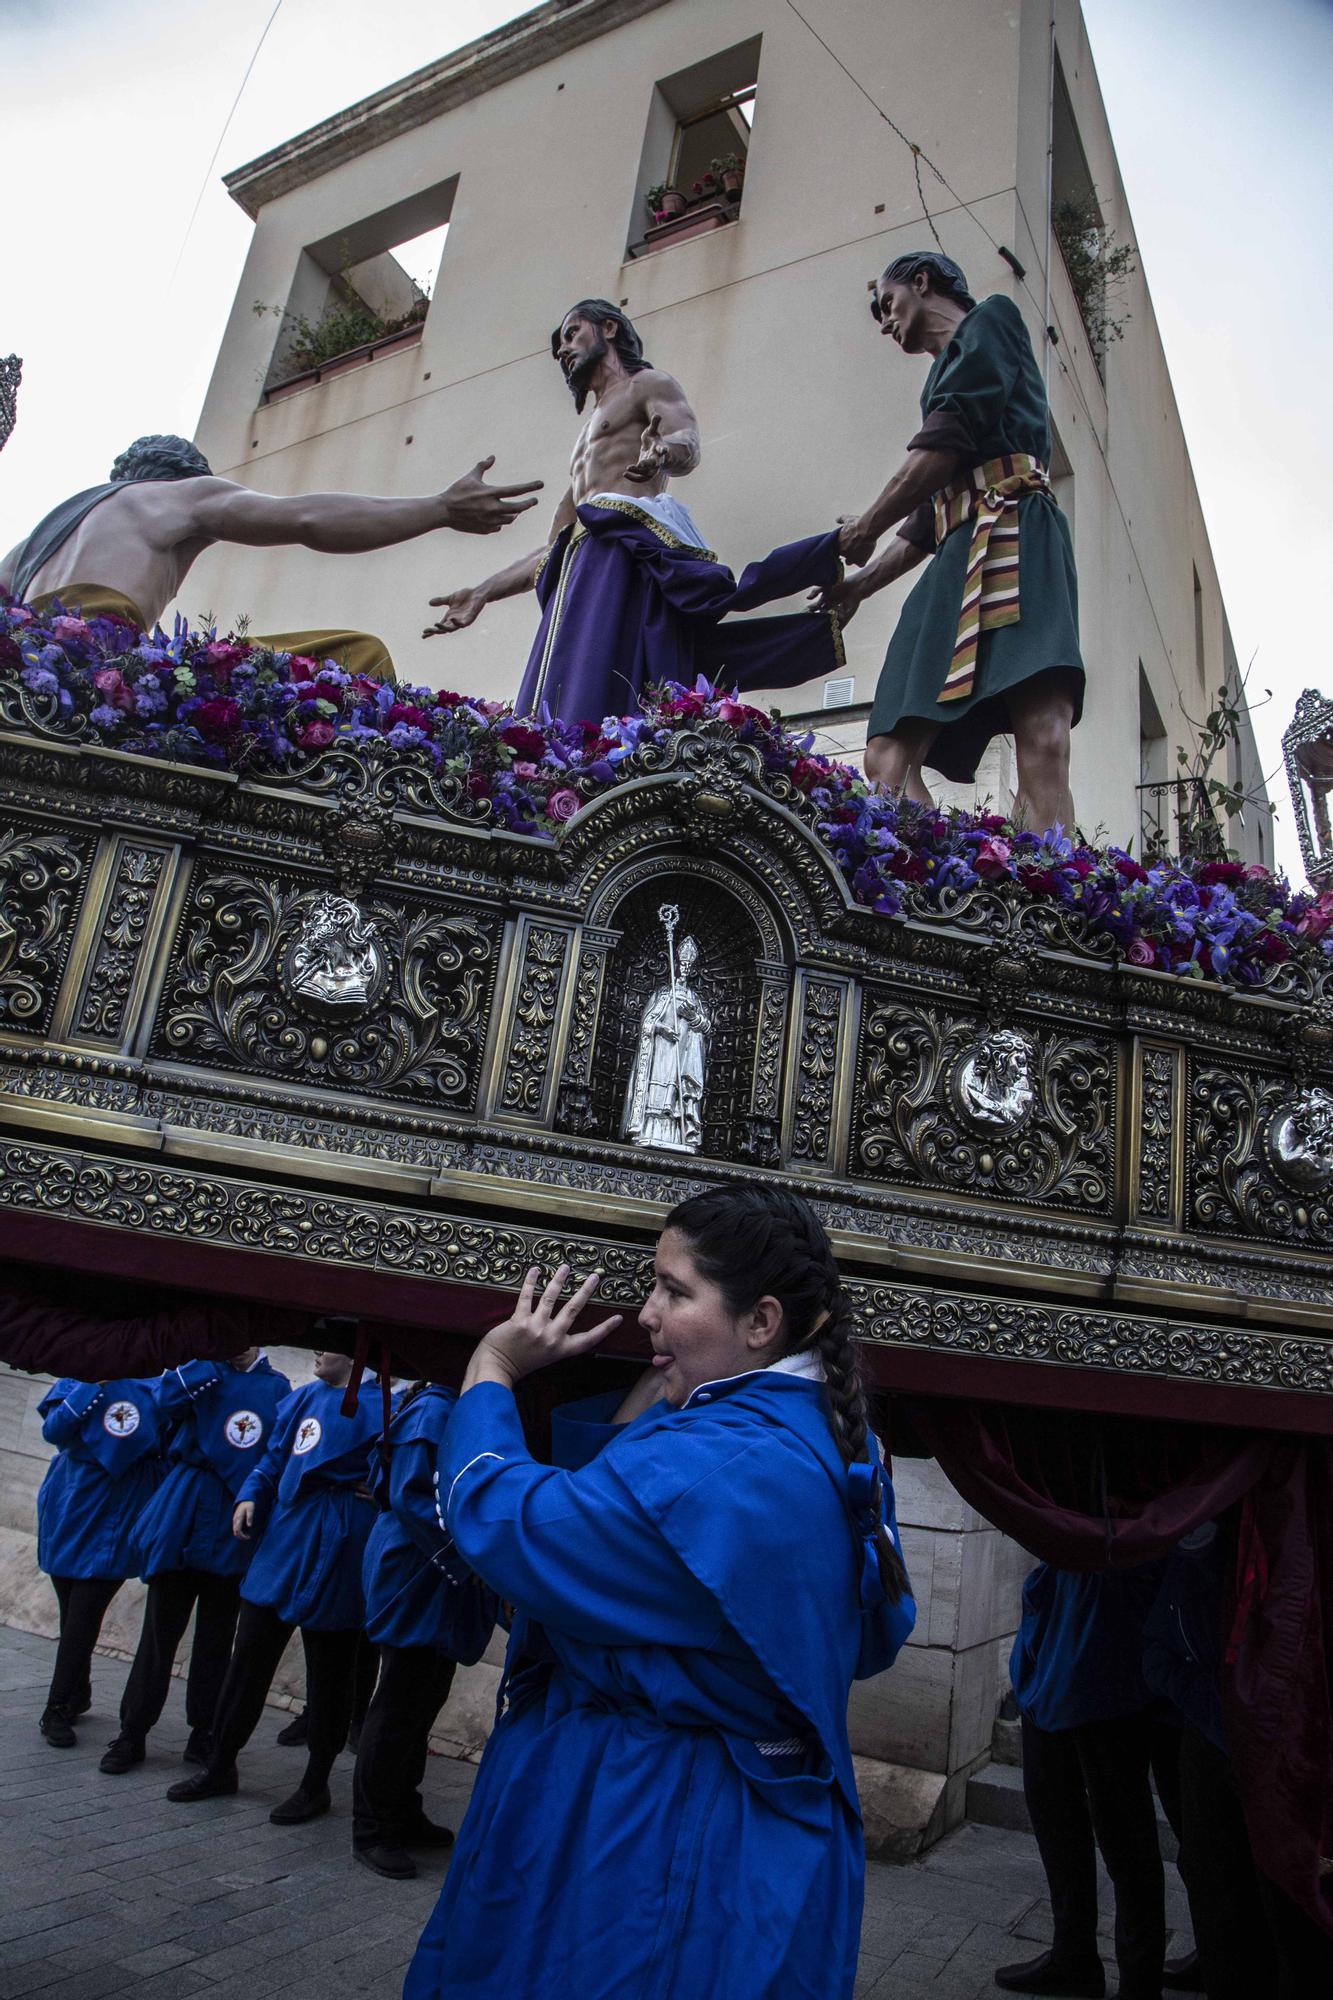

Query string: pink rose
[513,760,539,781]
[298,719,336,750]
[974,836,1012,879]
[1127,937,1156,966]
[546,787,581,823]
[51,615,92,644]
[93,667,133,711]
[1242,863,1271,882]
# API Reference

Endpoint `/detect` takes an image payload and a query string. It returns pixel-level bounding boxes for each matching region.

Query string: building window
[1193,565,1206,687]
[260,178,456,399]
[1138,663,1170,855]
[1050,55,1134,374]
[627,38,759,259]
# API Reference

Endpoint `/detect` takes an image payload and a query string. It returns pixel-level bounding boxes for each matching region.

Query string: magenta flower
[974,836,1012,879]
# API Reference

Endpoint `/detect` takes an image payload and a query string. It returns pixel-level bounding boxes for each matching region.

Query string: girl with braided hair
[406,1183,915,2000]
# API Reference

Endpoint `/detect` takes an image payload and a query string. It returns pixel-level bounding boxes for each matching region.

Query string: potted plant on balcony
[645,182,687,221]
[712,154,745,198]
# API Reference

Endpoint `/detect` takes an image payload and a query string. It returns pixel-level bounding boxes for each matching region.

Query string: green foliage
[1174,667,1273,859]
[253,271,429,385]
[1053,196,1137,360]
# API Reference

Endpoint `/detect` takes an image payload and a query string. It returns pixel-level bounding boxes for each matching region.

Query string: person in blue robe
[34,1377,165,1747]
[405,1183,916,2000]
[97,1346,292,1775]
[999,1562,1182,2000]
[167,1348,380,1824]
[352,1381,499,1880]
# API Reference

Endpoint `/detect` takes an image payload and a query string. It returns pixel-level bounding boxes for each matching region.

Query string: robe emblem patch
[293,1417,322,1455]
[225,1410,263,1449]
[103,1400,140,1436]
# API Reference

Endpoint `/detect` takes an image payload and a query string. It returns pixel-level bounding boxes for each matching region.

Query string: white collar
[681,1349,825,1409]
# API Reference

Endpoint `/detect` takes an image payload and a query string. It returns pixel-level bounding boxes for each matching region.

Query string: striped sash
[933,453,1050,704]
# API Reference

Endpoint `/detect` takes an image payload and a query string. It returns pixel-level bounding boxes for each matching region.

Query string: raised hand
[442,456,543,534]
[423,583,488,638]
[625,414,668,486]
[837,514,878,566]
[469,1264,623,1389]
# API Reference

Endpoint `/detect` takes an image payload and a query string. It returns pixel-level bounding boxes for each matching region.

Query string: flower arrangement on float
[3,594,1329,989]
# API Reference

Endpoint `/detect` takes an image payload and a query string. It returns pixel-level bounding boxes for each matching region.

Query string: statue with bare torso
[424,300,845,724]
[1,433,541,678]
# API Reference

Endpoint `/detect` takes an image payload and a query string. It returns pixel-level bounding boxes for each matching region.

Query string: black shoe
[73,1688,92,1719]
[404,1815,455,1850]
[167,1767,238,1802]
[182,1728,211,1767]
[346,1722,362,1753]
[40,1707,76,1748]
[353,1841,417,1880]
[1163,1950,1205,1993]
[99,1734,146,1775]
[994,1952,1105,1997]
[276,1712,309,1747]
[269,1783,330,1826]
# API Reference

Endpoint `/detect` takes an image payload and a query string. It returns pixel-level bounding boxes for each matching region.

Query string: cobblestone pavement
[0,1625,1192,1998]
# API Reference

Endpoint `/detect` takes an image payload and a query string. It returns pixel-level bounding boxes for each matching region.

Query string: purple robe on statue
[514,496,845,722]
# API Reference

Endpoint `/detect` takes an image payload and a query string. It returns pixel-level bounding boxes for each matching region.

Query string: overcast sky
[2,0,1329,878]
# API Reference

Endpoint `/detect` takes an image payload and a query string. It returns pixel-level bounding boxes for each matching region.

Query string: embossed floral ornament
[1,592,1326,993]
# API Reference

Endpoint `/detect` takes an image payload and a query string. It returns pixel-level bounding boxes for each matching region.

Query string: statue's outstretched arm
[836,445,959,566]
[423,487,576,639]
[182,459,541,554]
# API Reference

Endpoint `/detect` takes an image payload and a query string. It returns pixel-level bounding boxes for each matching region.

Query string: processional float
[0,677,1331,1436]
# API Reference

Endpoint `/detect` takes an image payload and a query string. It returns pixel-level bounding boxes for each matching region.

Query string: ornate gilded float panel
[0,815,95,1038]
[852,996,1116,1215]
[1,715,1331,1422]
[151,864,501,1110]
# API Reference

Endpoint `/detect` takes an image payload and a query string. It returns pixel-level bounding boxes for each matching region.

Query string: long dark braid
[666,1185,910,1603]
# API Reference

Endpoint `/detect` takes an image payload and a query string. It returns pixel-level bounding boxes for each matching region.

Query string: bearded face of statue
[678,937,700,979]
[557,316,609,406]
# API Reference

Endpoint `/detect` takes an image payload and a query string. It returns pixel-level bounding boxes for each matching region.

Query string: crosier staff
[658,902,689,1150]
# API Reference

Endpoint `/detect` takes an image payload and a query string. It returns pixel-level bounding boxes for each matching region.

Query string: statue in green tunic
[814,252,1084,831]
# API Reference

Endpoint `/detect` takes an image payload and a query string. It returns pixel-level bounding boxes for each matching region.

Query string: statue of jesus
[423,300,846,723]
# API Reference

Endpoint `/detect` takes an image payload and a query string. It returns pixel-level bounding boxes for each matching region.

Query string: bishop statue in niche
[623,907,712,1154]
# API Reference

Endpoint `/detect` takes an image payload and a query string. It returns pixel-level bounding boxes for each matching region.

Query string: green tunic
[868,294,1084,783]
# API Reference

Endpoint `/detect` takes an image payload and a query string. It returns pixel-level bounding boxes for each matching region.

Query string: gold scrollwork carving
[157,871,497,1105]
[855,1000,1114,1211]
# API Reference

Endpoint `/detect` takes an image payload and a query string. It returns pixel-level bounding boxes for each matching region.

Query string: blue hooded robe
[133,1356,293,1580]
[36,1379,165,1581]
[234,1379,380,1630]
[362,1384,499,1662]
[405,1363,915,2000]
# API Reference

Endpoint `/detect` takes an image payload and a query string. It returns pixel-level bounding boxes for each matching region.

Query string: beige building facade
[179,0,1271,861]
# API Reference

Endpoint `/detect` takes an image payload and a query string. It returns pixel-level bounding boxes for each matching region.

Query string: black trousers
[206,1600,359,1796]
[352,1644,456,1847]
[119,1567,240,1740]
[1176,1723,1333,2000]
[46,1575,122,1716]
[1022,1709,1183,2000]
